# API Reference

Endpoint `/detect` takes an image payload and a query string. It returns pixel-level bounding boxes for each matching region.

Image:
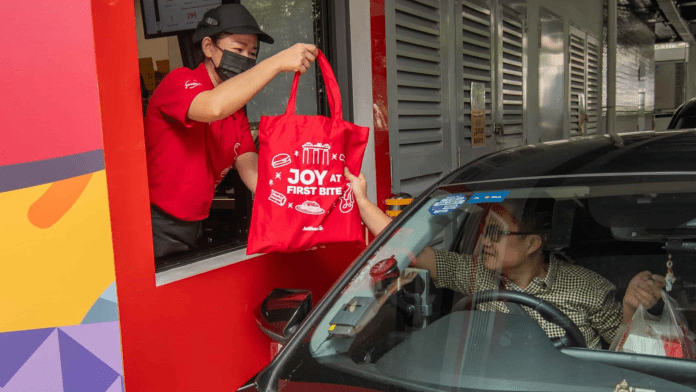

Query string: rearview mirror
[254,289,312,343]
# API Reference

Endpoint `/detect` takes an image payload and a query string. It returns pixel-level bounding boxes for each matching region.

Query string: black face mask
[215,45,257,81]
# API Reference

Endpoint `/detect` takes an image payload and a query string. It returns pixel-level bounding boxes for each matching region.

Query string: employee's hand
[344,168,368,202]
[622,271,665,322]
[272,43,318,75]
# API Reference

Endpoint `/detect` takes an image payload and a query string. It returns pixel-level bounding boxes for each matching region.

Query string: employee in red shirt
[145,3,318,258]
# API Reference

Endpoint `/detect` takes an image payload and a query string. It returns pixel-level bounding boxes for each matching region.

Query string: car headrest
[545,200,576,251]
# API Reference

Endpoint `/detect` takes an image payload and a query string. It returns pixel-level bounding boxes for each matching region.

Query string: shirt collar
[536,253,559,289]
[194,62,215,89]
[503,254,558,293]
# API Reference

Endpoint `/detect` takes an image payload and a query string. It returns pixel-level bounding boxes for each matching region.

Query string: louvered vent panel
[394,0,445,194]
[569,32,586,136]
[461,0,493,138]
[500,5,524,136]
[586,37,600,135]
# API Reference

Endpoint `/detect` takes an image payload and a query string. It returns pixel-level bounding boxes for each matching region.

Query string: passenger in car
[345,168,666,349]
[145,4,318,258]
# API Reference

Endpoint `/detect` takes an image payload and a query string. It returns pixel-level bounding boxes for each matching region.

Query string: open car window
[295,174,696,391]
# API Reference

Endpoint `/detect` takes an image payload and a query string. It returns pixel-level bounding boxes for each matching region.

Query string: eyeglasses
[482,225,535,242]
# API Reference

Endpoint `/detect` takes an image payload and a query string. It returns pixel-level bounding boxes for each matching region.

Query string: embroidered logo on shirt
[234,143,241,158]
[185,80,203,89]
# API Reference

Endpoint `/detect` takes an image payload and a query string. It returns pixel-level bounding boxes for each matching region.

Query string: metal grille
[569,30,586,136]
[500,5,524,136]
[461,0,493,139]
[393,0,445,194]
[586,36,600,134]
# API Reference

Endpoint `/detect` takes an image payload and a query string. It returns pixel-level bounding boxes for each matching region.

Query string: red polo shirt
[144,63,257,221]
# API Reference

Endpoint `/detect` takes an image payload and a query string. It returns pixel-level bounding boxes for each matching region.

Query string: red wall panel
[370,0,392,208]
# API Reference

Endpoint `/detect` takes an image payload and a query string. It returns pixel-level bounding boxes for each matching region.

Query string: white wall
[688,44,696,101]
[349,0,377,205]
[655,42,689,62]
[531,0,604,36]
[524,0,604,143]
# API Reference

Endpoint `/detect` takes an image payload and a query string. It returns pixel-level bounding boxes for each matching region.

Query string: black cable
[313,334,334,353]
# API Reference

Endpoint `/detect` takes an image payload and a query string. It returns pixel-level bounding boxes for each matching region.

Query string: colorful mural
[0,1,123,391]
[0,168,116,332]
[0,322,123,392]
[0,164,122,391]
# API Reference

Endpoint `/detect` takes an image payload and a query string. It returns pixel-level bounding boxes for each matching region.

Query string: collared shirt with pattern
[434,250,623,349]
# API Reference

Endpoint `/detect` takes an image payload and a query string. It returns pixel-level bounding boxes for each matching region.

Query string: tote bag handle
[285,50,343,121]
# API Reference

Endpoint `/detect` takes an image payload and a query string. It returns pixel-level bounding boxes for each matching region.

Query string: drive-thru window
[136,0,353,273]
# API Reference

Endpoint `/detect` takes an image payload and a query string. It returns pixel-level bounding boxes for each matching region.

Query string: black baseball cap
[192,4,274,44]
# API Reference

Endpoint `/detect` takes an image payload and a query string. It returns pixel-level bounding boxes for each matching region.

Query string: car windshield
[293,174,696,391]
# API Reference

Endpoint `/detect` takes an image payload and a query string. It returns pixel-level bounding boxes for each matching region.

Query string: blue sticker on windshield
[467,191,510,204]
[429,194,467,215]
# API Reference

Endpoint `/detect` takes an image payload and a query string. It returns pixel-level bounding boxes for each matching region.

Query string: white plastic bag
[610,290,696,359]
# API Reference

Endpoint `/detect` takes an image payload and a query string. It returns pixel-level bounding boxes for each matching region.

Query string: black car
[668,98,696,130]
[242,131,696,392]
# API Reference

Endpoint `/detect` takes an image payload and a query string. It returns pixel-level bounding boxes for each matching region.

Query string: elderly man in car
[345,168,666,349]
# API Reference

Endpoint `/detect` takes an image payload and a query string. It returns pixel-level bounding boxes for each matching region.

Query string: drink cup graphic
[339,183,355,213]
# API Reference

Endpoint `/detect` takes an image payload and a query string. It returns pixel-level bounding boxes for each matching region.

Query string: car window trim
[452,171,696,186]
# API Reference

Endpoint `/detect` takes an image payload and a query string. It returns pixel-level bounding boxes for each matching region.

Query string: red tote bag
[247,51,369,254]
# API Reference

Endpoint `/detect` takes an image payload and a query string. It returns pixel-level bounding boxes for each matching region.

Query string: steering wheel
[452,290,587,348]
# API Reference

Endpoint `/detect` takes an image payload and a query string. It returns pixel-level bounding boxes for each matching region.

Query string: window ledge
[155,247,261,286]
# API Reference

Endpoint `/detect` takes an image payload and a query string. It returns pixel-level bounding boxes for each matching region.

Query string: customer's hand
[271,43,318,74]
[623,271,665,322]
[344,168,368,202]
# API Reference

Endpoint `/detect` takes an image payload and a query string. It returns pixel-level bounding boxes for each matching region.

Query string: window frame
[152,0,353,279]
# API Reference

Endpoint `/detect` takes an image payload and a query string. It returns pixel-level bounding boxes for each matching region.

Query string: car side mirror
[254,289,312,343]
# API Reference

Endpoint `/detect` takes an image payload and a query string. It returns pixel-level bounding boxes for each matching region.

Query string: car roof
[447,130,696,185]
[668,98,696,129]
[675,97,696,114]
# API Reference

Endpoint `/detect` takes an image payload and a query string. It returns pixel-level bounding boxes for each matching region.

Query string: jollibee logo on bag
[267,141,355,214]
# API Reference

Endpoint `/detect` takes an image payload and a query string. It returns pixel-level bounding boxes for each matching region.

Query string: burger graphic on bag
[272,153,292,169]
